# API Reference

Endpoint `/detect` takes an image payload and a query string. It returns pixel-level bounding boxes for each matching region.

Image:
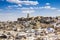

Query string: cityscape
[0,0,60,40]
[0,14,60,40]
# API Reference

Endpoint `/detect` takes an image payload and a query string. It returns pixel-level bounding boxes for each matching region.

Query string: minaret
[27,13,29,18]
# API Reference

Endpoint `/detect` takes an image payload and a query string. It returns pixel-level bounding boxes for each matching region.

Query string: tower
[27,13,29,18]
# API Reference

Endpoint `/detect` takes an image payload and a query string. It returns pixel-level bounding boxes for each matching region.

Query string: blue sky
[0,0,60,21]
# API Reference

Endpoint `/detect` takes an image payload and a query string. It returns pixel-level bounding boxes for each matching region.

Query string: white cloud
[7,5,57,11]
[0,9,3,11]
[46,3,50,5]
[51,8,56,10]
[57,10,60,12]
[38,5,56,10]
[44,6,56,10]
[22,10,35,13]
[7,6,12,9]
[16,6,57,10]
[6,0,38,5]
[7,5,20,9]
[7,0,20,3]
[30,7,34,9]
[18,4,22,7]
[6,2,59,13]
[43,3,56,10]
[44,6,51,9]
